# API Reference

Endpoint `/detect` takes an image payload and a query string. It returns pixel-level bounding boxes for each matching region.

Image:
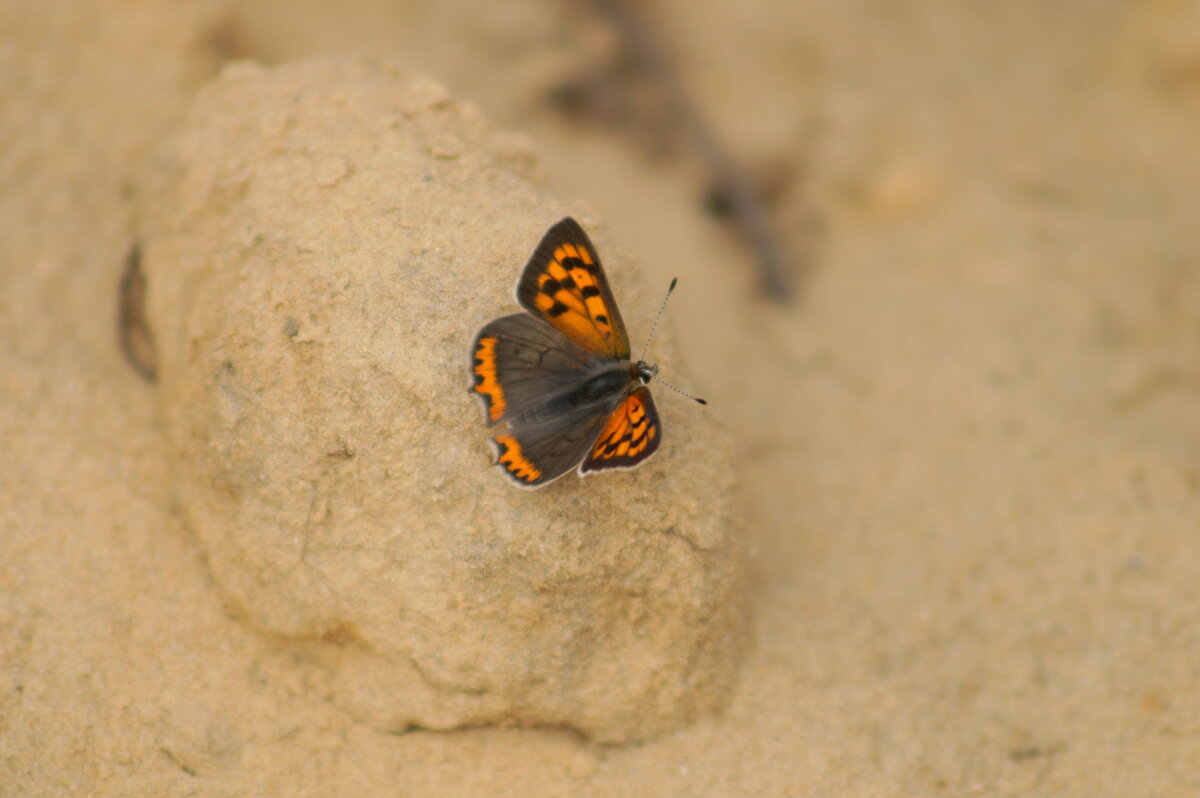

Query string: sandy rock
[139,56,741,743]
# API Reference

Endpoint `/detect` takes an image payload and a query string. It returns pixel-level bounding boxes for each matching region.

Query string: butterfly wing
[470,313,595,425]
[580,386,662,474]
[491,406,611,488]
[516,218,631,360]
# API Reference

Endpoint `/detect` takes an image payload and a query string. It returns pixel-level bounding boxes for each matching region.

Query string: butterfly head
[635,361,659,386]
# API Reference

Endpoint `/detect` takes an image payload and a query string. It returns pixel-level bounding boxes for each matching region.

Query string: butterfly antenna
[640,278,709,405]
[655,375,708,405]
[639,277,678,363]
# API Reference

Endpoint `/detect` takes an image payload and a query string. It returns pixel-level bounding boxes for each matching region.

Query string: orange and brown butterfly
[470,218,702,488]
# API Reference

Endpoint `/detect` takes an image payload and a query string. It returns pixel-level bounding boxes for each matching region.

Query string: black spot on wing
[561,254,600,275]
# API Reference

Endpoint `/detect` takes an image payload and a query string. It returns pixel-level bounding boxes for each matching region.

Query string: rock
[140,56,741,743]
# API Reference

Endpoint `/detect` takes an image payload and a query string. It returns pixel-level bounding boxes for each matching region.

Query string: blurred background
[4,1,1200,795]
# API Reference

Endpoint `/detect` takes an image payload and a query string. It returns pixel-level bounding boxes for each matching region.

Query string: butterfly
[470,218,702,488]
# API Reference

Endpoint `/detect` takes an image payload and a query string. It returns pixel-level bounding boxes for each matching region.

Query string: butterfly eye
[637,363,658,384]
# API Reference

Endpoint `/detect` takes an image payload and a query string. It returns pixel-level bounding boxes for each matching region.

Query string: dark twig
[118,242,157,381]
[585,0,792,302]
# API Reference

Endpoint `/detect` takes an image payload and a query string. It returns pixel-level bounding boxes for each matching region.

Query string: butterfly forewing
[517,218,631,360]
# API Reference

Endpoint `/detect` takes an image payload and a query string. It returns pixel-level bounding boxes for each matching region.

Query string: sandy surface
[4,1,1199,795]
[137,56,740,744]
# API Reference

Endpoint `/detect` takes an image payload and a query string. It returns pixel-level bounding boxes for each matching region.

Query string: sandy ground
[4,1,1200,795]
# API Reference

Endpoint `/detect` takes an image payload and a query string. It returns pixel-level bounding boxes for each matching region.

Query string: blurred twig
[584,0,792,302]
[118,242,157,382]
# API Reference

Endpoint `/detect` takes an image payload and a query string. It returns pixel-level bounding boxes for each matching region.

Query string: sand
[3,1,1199,795]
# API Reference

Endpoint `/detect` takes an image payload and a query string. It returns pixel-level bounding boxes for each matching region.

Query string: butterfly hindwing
[492,405,611,488]
[471,313,595,425]
[516,218,631,360]
[580,386,661,473]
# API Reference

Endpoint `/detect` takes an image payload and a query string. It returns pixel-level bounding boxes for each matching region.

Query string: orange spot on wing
[592,395,635,459]
[472,337,506,422]
[556,290,587,313]
[559,311,610,349]
[568,268,597,289]
[494,434,542,483]
[584,295,608,320]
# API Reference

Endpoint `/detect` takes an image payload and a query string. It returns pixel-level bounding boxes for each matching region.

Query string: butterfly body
[470,218,663,488]
[505,361,634,427]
